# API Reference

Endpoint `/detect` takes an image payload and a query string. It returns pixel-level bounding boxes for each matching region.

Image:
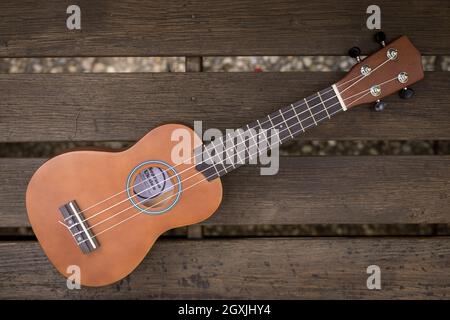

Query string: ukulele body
[26,123,223,287]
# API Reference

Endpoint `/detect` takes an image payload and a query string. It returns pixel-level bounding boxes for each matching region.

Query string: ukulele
[26,35,424,287]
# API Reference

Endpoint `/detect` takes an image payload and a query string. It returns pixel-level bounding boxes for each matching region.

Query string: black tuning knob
[374,99,387,112]
[348,46,361,62]
[374,31,386,47]
[399,87,415,99]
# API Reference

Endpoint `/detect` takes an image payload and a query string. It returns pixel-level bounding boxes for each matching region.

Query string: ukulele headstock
[336,36,424,110]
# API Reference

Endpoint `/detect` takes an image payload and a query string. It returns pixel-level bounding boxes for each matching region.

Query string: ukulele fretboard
[195,86,344,180]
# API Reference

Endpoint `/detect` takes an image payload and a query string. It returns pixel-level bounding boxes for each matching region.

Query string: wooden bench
[0,0,449,299]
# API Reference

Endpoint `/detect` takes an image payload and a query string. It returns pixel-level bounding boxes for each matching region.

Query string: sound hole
[126,160,182,215]
[132,166,176,209]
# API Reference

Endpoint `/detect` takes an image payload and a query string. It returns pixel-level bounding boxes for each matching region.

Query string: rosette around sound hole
[126,160,181,214]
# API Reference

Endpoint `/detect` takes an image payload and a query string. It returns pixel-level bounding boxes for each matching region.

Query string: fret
[256,119,267,156]
[222,134,236,168]
[259,115,274,148]
[235,129,246,150]
[291,104,305,132]
[256,119,269,150]
[235,129,249,163]
[214,140,230,176]
[259,116,271,130]
[304,98,317,126]
[319,87,342,115]
[203,144,214,164]
[246,124,259,157]
[246,121,261,143]
[317,91,330,119]
[204,144,223,176]
[294,100,314,129]
[247,125,258,159]
[195,158,219,181]
[267,113,289,144]
[256,119,263,132]
[279,109,294,139]
[267,114,277,134]
[228,132,243,165]
[281,104,304,138]
[307,93,329,121]
[270,113,285,133]
[211,140,224,164]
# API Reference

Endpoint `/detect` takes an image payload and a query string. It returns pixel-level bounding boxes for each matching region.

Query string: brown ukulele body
[26,124,223,287]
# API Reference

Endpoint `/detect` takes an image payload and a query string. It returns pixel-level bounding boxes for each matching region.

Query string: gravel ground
[203,56,438,72]
[0,55,441,73]
[1,140,448,158]
[0,57,185,73]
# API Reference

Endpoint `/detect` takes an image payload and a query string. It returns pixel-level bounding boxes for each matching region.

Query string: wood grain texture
[0,72,449,142]
[0,238,448,299]
[0,0,449,57]
[1,156,449,227]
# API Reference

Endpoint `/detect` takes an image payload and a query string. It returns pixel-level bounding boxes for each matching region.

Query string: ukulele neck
[195,85,346,180]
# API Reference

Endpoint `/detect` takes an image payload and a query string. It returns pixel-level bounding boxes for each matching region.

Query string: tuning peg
[399,87,415,99]
[374,99,387,112]
[348,46,361,62]
[374,31,386,47]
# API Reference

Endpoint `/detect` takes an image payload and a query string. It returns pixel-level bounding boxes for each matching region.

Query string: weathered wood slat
[0,238,448,299]
[0,72,449,142]
[0,0,449,56]
[1,156,449,227]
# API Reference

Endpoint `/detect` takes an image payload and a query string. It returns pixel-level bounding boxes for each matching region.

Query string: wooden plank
[0,0,449,56]
[0,238,448,299]
[0,72,449,142]
[185,56,204,239]
[1,156,449,227]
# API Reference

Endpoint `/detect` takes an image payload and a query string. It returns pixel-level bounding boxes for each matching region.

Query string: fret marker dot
[68,220,73,225]
[77,236,83,241]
